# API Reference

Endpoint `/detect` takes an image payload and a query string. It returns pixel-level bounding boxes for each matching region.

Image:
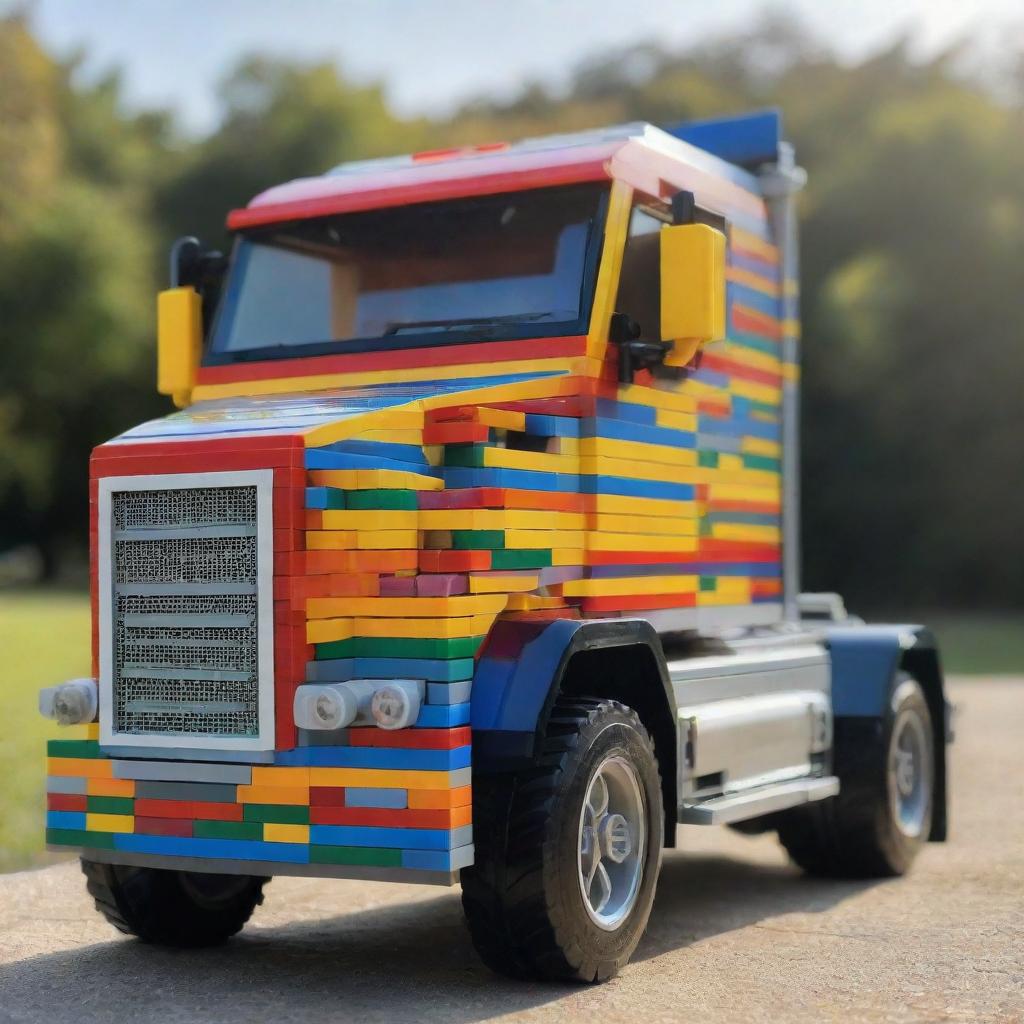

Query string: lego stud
[39,678,98,726]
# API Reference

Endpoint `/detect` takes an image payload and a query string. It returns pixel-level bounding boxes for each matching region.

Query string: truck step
[678,775,839,825]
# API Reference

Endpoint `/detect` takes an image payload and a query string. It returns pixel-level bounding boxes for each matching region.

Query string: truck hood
[103,370,568,450]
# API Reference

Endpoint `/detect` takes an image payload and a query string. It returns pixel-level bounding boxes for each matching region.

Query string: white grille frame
[98,470,275,754]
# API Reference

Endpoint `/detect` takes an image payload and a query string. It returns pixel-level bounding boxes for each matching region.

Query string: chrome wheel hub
[577,756,646,930]
[887,705,931,838]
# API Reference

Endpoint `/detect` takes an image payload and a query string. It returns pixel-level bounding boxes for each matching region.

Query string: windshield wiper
[382,312,557,335]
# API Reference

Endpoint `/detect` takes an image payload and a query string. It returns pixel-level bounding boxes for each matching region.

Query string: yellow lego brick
[54,723,100,741]
[577,437,698,469]
[417,509,584,531]
[617,382,697,414]
[706,483,781,502]
[710,523,781,543]
[354,530,421,550]
[719,341,782,374]
[505,593,568,611]
[47,757,112,778]
[685,466,779,488]
[87,778,135,798]
[264,823,310,844]
[551,549,585,566]
[307,594,507,619]
[469,573,540,594]
[504,529,585,550]
[308,468,443,491]
[86,813,134,833]
[236,784,310,805]
[719,454,744,472]
[655,410,699,432]
[732,379,782,405]
[309,767,460,790]
[683,379,730,403]
[698,590,753,606]
[481,447,575,474]
[579,455,700,484]
[740,437,782,458]
[562,575,699,597]
[586,514,698,536]
[305,530,358,550]
[587,179,632,358]
[549,437,578,456]
[587,533,698,552]
[354,428,423,444]
[731,227,780,263]
[587,493,697,518]
[424,445,443,466]
[726,265,779,296]
[251,766,311,787]
[305,618,354,645]
[351,614,496,639]
[475,407,526,430]
[319,510,418,530]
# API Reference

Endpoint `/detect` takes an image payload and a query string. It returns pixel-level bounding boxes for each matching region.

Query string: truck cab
[39,110,949,982]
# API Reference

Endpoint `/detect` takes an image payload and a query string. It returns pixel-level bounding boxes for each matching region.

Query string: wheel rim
[577,755,646,931]
[887,705,931,838]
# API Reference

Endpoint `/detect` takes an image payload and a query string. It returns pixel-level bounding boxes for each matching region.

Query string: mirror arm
[610,313,671,384]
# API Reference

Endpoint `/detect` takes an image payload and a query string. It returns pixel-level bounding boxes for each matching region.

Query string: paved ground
[1,677,1021,1024]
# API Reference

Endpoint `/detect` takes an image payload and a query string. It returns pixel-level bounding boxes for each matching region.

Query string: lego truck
[38,110,951,982]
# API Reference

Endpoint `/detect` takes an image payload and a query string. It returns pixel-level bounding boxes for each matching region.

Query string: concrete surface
[0,677,1021,1024]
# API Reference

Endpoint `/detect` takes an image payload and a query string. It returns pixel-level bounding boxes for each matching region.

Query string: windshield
[206,183,607,364]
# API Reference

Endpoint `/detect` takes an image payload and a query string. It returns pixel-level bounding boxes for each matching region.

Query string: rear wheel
[778,673,934,877]
[81,858,267,946]
[461,698,663,983]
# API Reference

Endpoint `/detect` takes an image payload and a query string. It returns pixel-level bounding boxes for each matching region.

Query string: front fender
[471,617,672,771]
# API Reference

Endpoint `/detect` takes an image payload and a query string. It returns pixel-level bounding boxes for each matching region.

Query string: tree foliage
[1,13,1021,609]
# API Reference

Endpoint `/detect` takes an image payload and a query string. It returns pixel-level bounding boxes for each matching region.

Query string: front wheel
[461,698,663,983]
[82,859,268,946]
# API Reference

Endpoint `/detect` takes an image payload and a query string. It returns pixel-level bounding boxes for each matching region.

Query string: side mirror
[659,223,726,367]
[157,286,202,408]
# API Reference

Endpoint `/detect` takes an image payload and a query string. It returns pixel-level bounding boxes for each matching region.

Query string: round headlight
[371,684,416,730]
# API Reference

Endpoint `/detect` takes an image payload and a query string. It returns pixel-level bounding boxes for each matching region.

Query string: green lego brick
[243,803,309,825]
[699,576,717,592]
[698,450,719,468]
[316,635,485,660]
[347,489,419,510]
[442,445,486,468]
[310,845,403,867]
[86,796,134,815]
[742,453,781,472]
[194,819,264,841]
[747,399,779,417]
[452,530,505,550]
[490,549,553,570]
[47,739,101,759]
[46,828,116,849]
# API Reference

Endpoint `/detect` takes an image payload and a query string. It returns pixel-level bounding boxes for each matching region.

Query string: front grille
[109,483,263,741]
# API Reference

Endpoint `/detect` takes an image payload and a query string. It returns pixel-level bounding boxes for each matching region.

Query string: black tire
[778,672,934,878]
[81,858,268,946]
[461,697,663,983]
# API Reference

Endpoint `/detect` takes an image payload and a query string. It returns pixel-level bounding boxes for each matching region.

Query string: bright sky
[9,0,1024,134]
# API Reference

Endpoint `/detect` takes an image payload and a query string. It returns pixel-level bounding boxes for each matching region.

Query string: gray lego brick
[450,825,473,849]
[72,847,459,887]
[45,775,88,794]
[427,680,472,705]
[297,727,351,747]
[449,843,475,871]
[112,759,252,784]
[344,787,408,809]
[102,745,274,764]
[448,767,472,789]
[134,780,239,802]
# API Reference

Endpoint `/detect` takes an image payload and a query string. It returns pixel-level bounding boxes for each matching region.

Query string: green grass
[0,589,92,871]
[0,589,1020,872]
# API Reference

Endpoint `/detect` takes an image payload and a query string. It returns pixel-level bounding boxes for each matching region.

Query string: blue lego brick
[115,833,310,864]
[689,367,731,389]
[729,282,783,319]
[524,414,581,437]
[667,110,781,173]
[579,475,696,501]
[47,810,87,830]
[581,416,695,449]
[305,487,344,510]
[309,824,452,850]
[594,397,657,424]
[304,448,439,476]
[416,702,471,727]
[400,847,471,871]
[323,440,428,465]
[441,467,577,493]
[427,680,472,705]
[344,787,408,809]
[727,330,782,358]
[276,745,471,771]
[730,249,780,278]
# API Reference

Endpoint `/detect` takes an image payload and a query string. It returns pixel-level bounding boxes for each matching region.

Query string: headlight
[294,679,424,731]
[38,678,98,726]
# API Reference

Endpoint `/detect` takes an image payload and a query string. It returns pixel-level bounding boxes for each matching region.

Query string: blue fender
[470,617,673,771]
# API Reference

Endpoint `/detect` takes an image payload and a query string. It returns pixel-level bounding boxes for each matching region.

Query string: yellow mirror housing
[659,223,727,366]
[157,286,202,408]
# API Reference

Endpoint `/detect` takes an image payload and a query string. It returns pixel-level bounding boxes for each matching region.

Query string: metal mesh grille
[110,484,262,740]
[113,486,257,530]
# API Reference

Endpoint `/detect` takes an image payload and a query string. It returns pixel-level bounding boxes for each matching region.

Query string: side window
[614,203,668,341]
